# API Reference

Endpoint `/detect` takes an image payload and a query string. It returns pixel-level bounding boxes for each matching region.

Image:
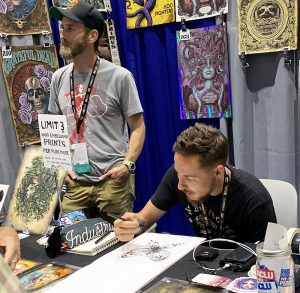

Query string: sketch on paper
[121,240,184,261]
[175,0,228,22]
[177,24,231,119]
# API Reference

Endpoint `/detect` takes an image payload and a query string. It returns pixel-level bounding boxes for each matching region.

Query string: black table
[20,235,248,292]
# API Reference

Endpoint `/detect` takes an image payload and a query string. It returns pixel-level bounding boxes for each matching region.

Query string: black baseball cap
[49,0,105,37]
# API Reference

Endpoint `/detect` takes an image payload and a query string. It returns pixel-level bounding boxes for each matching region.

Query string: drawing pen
[106,213,145,228]
[94,231,111,244]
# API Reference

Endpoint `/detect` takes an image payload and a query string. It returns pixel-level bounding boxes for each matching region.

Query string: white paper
[0,184,9,212]
[46,232,205,293]
[263,222,288,251]
[38,114,72,171]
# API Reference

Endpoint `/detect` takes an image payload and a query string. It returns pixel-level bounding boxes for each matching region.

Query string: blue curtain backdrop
[48,0,221,236]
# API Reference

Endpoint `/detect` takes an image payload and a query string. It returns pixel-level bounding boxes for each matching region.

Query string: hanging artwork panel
[0,0,51,35]
[0,45,59,146]
[52,0,108,11]
[3,145,65,234]
[175,0,228,22]
[98,19,121,66]
[177,24,232,119]
[126,0,175,29]
[237,0,298,54]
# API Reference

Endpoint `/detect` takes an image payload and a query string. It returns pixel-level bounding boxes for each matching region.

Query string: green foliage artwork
[15,156,58,222]
[4,145,65,234]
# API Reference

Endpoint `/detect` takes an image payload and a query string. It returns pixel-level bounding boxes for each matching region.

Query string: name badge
[71,143,91,173]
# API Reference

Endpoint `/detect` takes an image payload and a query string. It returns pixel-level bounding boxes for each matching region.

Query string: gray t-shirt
[48,59,143,182]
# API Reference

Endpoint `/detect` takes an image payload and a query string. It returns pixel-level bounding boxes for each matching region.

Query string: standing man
[114,123,276,243]
[48,0,145,217]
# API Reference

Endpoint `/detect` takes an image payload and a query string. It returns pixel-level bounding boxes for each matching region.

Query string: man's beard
[60,37,88,61]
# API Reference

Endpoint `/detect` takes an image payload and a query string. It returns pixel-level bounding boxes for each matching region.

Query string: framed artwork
[237,0,298,54]
[3,145,65,234]
[175,0,228,22]
[0,0,51,35]
[1,45,59,146]
[52,0,108,11]
[126,0,175,29]
[177,24,232,119]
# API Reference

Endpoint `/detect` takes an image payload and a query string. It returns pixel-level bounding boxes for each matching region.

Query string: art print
[3,145,65,234]
[175,0,228,22]
[18,263,77,291]
[0,0,51,35]
[14,259,41,276]
[126,0,175,29]
[238,0,298,54]
[1,45,59,146]
[143,277,228,292]
[177,24,232,119]
[52,0,107,11]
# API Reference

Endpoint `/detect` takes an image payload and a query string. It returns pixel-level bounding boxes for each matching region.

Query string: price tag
[180,29,190,41]
[103,0,112,11]
[2,46,11,59]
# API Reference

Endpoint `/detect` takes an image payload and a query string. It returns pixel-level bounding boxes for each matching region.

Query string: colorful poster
[126,0,175,29]
[1,45,59,146]
[52,0,108,11]
[177,24,232,119]
[175,0,228,22]
[238,0,298,54]
[0,0,51,35]
[3,145,65,234]
[18,263,78,291]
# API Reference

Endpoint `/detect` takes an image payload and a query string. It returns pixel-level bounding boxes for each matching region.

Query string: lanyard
[70,56,100,134]
[201,166,230,240]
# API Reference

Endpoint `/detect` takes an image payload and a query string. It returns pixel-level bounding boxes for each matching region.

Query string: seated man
[114,123,276,243]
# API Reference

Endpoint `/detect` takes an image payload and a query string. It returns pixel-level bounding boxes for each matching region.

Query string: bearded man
[48,0,145,218]
[114,123,276,243]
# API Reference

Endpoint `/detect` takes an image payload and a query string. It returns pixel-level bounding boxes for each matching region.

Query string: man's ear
[88,29,99,44]
[214,164,224,178]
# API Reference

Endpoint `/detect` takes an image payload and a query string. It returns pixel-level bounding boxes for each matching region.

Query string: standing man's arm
[100,112,145,183]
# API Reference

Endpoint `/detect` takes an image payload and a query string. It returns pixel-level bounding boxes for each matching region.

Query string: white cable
[192,238,257,273]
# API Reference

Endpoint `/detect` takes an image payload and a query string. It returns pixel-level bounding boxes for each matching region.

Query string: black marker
[94,231,111,244]
[107,213,145,228]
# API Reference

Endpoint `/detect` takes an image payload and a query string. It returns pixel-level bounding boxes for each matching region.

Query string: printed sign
[38,114,72,171]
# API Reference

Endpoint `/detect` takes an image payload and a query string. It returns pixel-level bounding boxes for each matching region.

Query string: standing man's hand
[64,171,77,186]
[0,227,20,270]
[99,165,130,185]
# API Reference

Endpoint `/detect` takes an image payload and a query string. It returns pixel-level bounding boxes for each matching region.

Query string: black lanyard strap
[201,166,230,240]
[70,56,100,134]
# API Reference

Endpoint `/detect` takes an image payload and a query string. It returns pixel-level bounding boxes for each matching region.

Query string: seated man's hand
[113,212,142,242]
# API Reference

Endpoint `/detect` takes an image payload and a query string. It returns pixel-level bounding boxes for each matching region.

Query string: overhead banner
[1,45,59,146]
[0,0,51,35]
[177,24,232,119]
[126,0,175,29]
[238,0,298,54]
[175,0,228,22]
